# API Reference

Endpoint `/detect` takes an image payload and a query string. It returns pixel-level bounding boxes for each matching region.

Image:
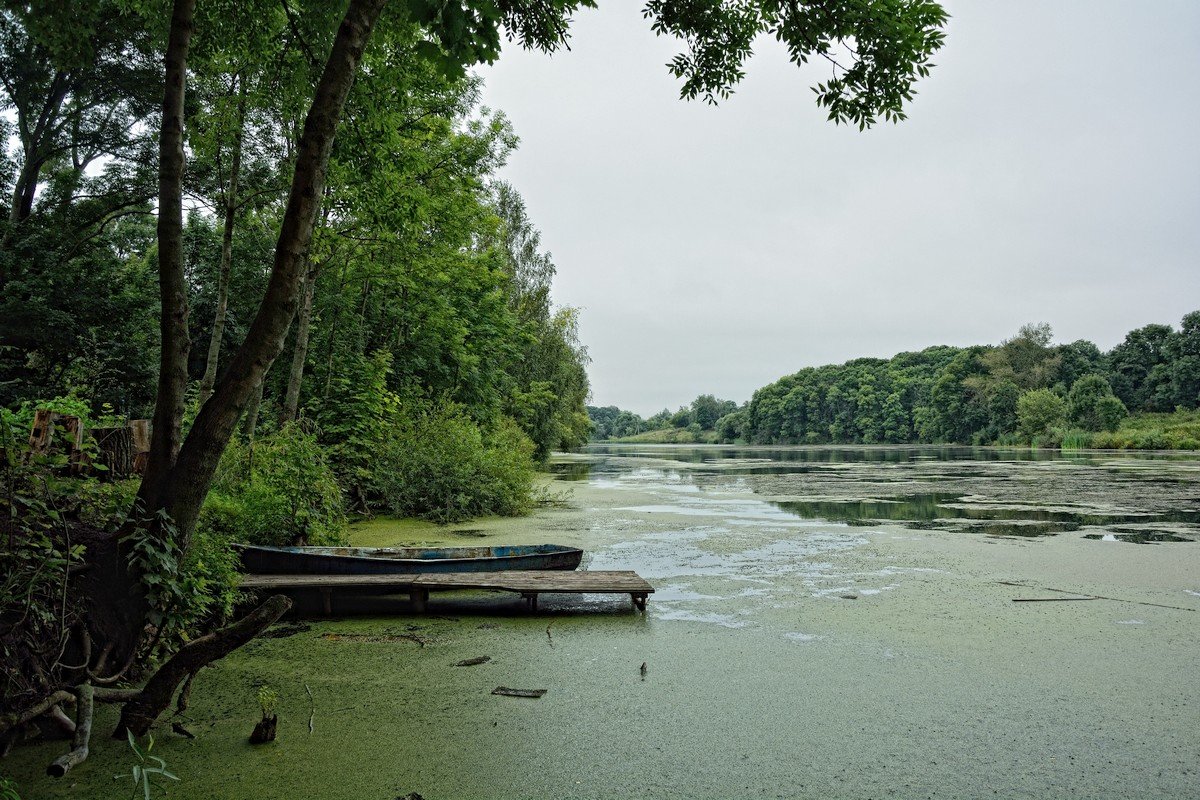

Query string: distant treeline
[590,311,1200,449]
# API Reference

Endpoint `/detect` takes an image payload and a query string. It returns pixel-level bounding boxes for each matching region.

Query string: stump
[26,411,87,472]
[249,715,277,744]
[90,427,134,477]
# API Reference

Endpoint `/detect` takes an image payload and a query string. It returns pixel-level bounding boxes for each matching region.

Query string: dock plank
[240,570,654,613]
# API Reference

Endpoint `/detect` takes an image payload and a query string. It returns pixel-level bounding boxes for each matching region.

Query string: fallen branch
[47,684,93,778]
[0,690,76,737]
[305,683,314,735]
[115,594,292,737]
[491,687,546,699]
[1001,581,1198,611]
[1012,597,1096,602]
[453,656,490,667]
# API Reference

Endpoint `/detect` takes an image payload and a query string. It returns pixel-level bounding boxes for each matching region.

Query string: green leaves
[122,731,180,800]
[644,0,947,120]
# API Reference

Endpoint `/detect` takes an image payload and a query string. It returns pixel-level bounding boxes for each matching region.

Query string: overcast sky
[478,1,1200,417]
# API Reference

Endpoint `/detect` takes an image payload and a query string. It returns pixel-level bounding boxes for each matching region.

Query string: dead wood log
[47,684,93,777]
[0,690,76,736]
[115,594,292,737]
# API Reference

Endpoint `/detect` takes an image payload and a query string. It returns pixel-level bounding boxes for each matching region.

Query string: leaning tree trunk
[154,0,387,543]
[136,0,197,513]
[199,78,247,403]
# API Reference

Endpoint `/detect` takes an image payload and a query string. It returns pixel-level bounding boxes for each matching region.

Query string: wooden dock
[240,570,655,614]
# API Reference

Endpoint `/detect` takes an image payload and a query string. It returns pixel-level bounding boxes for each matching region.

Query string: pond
[9,445,1200,799]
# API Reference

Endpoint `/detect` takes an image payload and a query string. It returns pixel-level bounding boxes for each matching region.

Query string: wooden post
[319,588,332,616]
[409,588,428,614]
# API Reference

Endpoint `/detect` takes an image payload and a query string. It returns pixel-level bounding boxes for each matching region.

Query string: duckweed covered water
[6,445,1200,799]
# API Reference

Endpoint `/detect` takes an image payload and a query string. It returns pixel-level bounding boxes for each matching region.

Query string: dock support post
[320,588,333,616]
[522,593,538,612]
[410,588,429,613]
[632,594,647,613]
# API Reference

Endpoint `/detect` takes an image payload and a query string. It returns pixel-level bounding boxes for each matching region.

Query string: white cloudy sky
[478,1,1200,417]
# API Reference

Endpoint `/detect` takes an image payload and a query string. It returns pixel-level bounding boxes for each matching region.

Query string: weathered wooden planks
[240,570,655,614]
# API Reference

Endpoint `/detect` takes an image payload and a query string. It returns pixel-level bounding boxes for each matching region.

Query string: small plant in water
[119,730,178,800]
[0,774,21,800]
[250,685,279,743]
[257,685,278,718]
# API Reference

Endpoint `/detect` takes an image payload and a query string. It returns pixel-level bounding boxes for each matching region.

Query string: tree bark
[282,264,317,423]
[155,0,387,541]
[199,78,247,403]
[137,0,197,512]
[242,378,265,440]
[115,595,292,737]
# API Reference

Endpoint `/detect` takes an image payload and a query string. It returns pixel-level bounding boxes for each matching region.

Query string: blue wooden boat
[236,543,583,576]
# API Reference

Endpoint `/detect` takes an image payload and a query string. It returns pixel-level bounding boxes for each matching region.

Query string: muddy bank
[5,446,1198,799]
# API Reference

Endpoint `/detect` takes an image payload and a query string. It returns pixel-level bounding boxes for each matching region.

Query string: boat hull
[237,543,584,576]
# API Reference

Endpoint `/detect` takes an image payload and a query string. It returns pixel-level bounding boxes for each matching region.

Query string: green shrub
[1017,389,1066,438]
[373,401,536,523]
[1094,395,1128,432]
[207,424,345,546]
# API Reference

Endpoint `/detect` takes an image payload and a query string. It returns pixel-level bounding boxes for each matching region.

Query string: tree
[1067,373,1120,432]
[1165,310,1200,409]
[1109,323,1174,412]
[691,394,737,430]
[1017,388,1066,440]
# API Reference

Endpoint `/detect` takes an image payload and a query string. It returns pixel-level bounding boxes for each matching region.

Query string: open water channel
[9,445,1200,799]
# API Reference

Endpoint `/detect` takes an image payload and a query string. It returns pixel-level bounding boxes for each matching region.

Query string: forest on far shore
[590,311,1200,450]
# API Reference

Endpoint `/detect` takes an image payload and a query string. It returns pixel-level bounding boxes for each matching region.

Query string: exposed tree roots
[34,594,291,778]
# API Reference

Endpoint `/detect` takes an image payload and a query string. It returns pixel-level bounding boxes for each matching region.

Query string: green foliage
[373,401,535,523]
[209,424,346,547]
[1067,374,1120,432]
[729,312,1196,449]
[715,409,747,443]
[312,351,403,497]
[1016,389,1066,439]
[0,774,20,800]
[121,731,179,800]
[690,394,738,430]
[1095,395,1129,432]
[256,685,279,719]
[0,417,86,704]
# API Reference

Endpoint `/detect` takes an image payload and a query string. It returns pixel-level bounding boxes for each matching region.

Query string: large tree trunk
[281,264,317,423]
[199,78,247,403]
[155,0,387,542]
[136,0,197,512]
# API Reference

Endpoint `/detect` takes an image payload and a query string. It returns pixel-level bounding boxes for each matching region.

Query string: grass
[605,427,721,444]
[1062,409,1200,450]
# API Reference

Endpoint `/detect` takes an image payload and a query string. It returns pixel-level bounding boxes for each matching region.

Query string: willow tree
[31,0,948,763]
